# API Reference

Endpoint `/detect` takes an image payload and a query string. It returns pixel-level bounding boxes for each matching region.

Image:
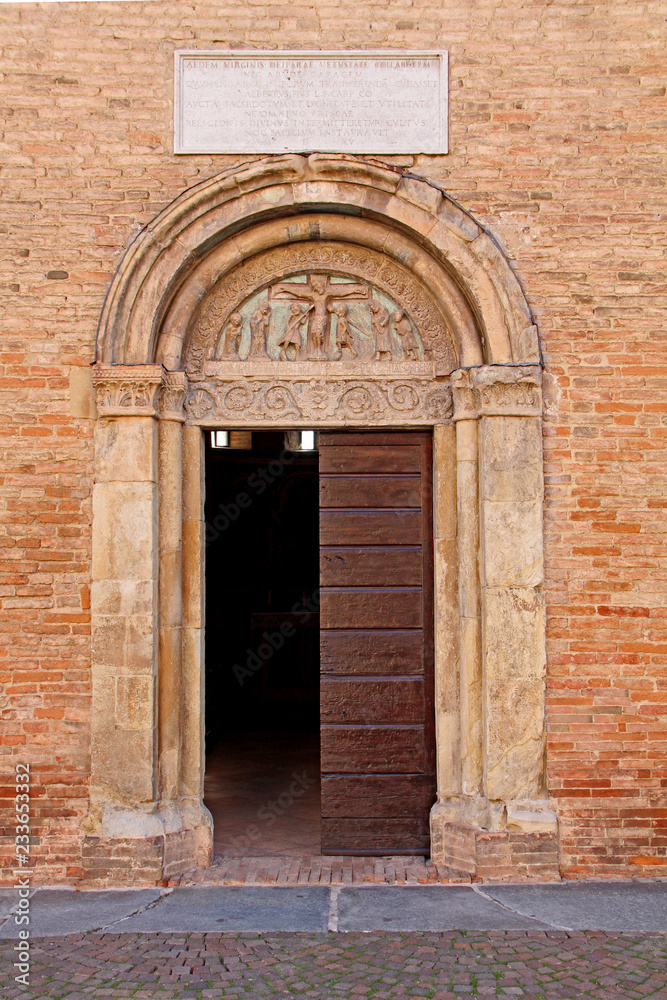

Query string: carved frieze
[451,366,542,420]
[184,377,453,426]
[182,242,457,376]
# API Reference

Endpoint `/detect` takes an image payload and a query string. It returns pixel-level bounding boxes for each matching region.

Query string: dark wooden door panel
[320,726,426,773]
[321,818,430,855]
[320,510,422,545]
[320,475,422,508]
[319,430,436,855]
[320,547,422,587]
[321,678,425,724]
[319,445,422,474]
[320,630,424,676]
[321,589,423,629]
[322,774,436,817]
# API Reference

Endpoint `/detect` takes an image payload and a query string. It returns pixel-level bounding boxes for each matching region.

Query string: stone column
[87,365,163,851]
[180,423,212,865]
[432,418,459,796]
[157,373,187,804]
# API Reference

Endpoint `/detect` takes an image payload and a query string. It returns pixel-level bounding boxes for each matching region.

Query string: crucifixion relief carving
[182,241,458,376]
[269,275,371,360]
[213,273,423,365]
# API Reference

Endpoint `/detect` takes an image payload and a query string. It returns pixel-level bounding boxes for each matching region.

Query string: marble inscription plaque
[174,50,448,154]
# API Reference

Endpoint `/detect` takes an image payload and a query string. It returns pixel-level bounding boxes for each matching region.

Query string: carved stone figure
[393,310,419,360]
[277,302,310,360]
[329,302,360,360]
[269,275,370,360]
[370,299,392,360]
[248,302,270,359]
[222,312,243,357]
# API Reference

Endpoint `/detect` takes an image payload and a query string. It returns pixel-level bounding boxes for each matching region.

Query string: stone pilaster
[89,365,162,817]
[84,365,210,882]
[431,366,557,876]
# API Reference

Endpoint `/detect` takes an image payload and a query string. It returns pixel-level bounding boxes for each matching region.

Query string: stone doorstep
[169,855,490,887]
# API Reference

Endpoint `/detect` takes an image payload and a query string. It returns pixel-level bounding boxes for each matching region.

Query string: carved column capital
[92,365,190,420]
[92,364,165,417]
[450,369,478,422]
[452,365,542,420]
[159,370,188,422]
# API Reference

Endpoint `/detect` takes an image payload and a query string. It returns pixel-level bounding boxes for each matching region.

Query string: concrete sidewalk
[0,881,665,937]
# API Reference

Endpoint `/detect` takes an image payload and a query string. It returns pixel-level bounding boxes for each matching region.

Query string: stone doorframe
[84,155,557,884]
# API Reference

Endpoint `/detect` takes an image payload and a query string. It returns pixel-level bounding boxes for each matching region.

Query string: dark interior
[203,431,321,856]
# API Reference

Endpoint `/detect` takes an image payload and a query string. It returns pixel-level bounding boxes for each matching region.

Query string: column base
[81,799,213,886]
[431,798,559,881]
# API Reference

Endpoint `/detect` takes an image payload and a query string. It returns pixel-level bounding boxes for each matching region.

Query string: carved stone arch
[96,154,539,369]
[87,155,557,885]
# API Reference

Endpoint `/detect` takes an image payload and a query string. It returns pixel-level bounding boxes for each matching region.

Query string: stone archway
[85,155,557,883]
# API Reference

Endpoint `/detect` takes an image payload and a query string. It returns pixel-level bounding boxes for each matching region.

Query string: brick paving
[170,855,472,886]
[1,930,665,998]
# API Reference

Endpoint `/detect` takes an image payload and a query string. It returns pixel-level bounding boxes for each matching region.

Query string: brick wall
[0,0,665,881]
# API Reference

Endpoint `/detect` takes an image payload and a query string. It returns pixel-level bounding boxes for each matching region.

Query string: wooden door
[319,431,436,855]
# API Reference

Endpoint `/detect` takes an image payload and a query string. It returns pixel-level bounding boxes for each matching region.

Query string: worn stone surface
[484,587,547,802]
[482,499,543,588]
[92,482,158,582]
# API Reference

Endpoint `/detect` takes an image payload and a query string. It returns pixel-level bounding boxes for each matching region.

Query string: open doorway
[203,430,321,857]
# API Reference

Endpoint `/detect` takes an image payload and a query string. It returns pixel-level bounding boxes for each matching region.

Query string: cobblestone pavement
[1,930,665,998]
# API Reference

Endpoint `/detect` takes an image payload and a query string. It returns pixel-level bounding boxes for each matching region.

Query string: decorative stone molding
[184,376,453,426]
[158,370,188,422]
[451,365,542,421]
[92,364,165,417]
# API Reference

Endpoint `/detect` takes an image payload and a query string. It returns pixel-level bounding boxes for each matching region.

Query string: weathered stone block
[92,482,158,581]
[482,499,543,587]
[94,416,157,484]
[480,416,542,502]
[116,675,154,731]
[484,587,546,802]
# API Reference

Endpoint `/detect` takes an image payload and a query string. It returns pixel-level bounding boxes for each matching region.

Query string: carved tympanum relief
[182,242,457,376]
[218,274,422,365]
[176,240,461,426]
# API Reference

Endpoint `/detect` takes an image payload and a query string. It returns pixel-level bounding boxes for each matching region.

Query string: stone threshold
[168,855,472,887]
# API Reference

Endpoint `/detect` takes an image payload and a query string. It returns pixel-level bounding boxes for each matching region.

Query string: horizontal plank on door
[321,589,423,630]
[321,678,425,724]
[319,432,430,448]
[321,774,436,818]
[320,547,422,587]
[321,818,430,855]
[320,630,424,675]
[319,476,422,509]
[320,509,421,546]
[321,725,426,774]
[319,445,422,475]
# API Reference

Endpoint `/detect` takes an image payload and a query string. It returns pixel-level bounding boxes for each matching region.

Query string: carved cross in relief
[269,276,370,360]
